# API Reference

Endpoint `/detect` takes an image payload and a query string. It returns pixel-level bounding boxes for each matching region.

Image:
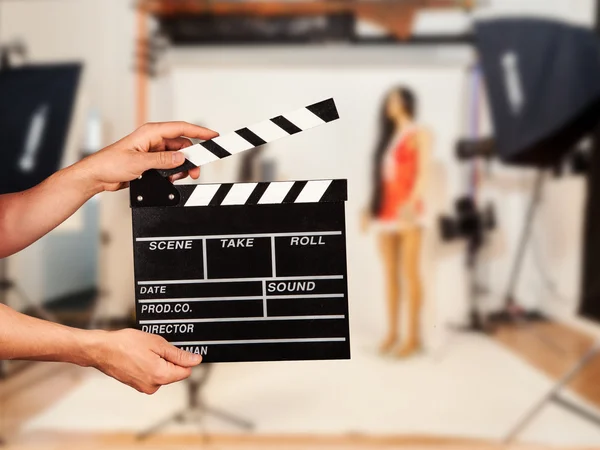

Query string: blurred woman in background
[363,86,431,358]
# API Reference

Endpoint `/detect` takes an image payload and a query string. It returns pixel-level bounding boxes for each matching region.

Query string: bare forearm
[0,303,102,366]
[0,162,102,258]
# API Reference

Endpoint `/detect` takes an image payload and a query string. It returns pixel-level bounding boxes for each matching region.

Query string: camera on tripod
[439,196,495,245]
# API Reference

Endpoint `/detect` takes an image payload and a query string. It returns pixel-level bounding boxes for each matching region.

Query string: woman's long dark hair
[369,86,417,217]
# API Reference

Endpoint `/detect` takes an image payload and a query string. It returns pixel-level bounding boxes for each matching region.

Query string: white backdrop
[162,51,471,349]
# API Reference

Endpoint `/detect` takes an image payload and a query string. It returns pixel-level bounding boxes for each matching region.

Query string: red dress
[378,127,422,223]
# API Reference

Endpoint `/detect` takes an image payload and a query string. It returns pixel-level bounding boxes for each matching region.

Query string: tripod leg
[553,395,600,428]
[503,171,545,311]
[504,341,600,443]
[13,284,56,323]
[137,409,186,440]
[202,404,254,430]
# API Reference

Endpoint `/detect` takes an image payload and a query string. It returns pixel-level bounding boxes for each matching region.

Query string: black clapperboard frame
[130,99,351,363]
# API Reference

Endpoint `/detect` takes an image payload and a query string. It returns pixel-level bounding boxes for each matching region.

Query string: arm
[0,121,219,394]
[0,304,200,394]
[407,127,432,209]
[0,121,217,258]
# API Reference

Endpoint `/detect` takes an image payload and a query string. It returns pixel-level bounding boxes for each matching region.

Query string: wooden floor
[0,362,86,439]
[494,321,600,409]
[0,432,569,450]
[2,321,600,449]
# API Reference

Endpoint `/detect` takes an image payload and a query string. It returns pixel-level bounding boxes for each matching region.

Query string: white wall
[476,0,596,26]
[0,0,136,313]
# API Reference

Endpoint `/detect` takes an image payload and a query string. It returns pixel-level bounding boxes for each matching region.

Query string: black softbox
[0,63,82,194]
[475,18,600,166]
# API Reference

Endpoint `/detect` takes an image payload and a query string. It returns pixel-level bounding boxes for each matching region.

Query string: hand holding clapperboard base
[130,99,351,363]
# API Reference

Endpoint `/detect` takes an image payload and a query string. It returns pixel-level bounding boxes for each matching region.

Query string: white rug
[24,332,600,447]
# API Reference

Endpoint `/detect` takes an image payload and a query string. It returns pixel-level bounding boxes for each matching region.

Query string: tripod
[505,340,600,443]
[137,365,253,440]
[455,225,491,333]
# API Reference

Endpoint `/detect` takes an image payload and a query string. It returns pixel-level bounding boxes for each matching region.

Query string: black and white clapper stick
[159,98,339,177]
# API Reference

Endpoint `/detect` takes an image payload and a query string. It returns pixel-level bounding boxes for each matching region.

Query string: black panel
[174,341,349,363]
[265,278,345,296]
[475,19,600,166]
[138,299,263,321]
[581,122,600,322]
[135,281,263,300]
[140,318,348,342]
[0,64,82,194]
[267,297,346,317]
[206,237,272,279]
[274,234,346,277]
[134,239,204,281]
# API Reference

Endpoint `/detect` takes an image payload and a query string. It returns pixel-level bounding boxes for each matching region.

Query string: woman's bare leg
[396,227,423,357]
[378,232,401,353]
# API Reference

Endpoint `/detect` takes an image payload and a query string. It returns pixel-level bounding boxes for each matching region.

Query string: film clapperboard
[130,99,351,363]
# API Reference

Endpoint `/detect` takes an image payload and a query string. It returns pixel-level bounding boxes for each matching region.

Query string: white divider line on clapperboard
[138,293,346,304]
[137,274,344,285]
[202,239,208,279]
[139,315,346,325]
[262,280,268,318]
[271,238,277,278]
[136,231,343,242]
[172,337,347,346]
[160,98,339,177]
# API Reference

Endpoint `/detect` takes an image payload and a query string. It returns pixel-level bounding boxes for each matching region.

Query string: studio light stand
[137,365,253,440]
[503,6,600,439]
[455,136,549,330]
[505,340,600,443]
[487,170,547,327]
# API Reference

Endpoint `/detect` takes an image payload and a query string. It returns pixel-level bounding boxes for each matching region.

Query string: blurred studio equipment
[0,44,86,377]
[138,0,477,45]
[439,197,496,331]
[138,365,253,440]
[450,17,600,441]
[454,18,600,327]
[237,145,277,183]
[0,60,82,194]
[439,65,496,333]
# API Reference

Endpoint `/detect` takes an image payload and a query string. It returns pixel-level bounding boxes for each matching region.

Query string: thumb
[159,343,202,367]
[139,150,186,171]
